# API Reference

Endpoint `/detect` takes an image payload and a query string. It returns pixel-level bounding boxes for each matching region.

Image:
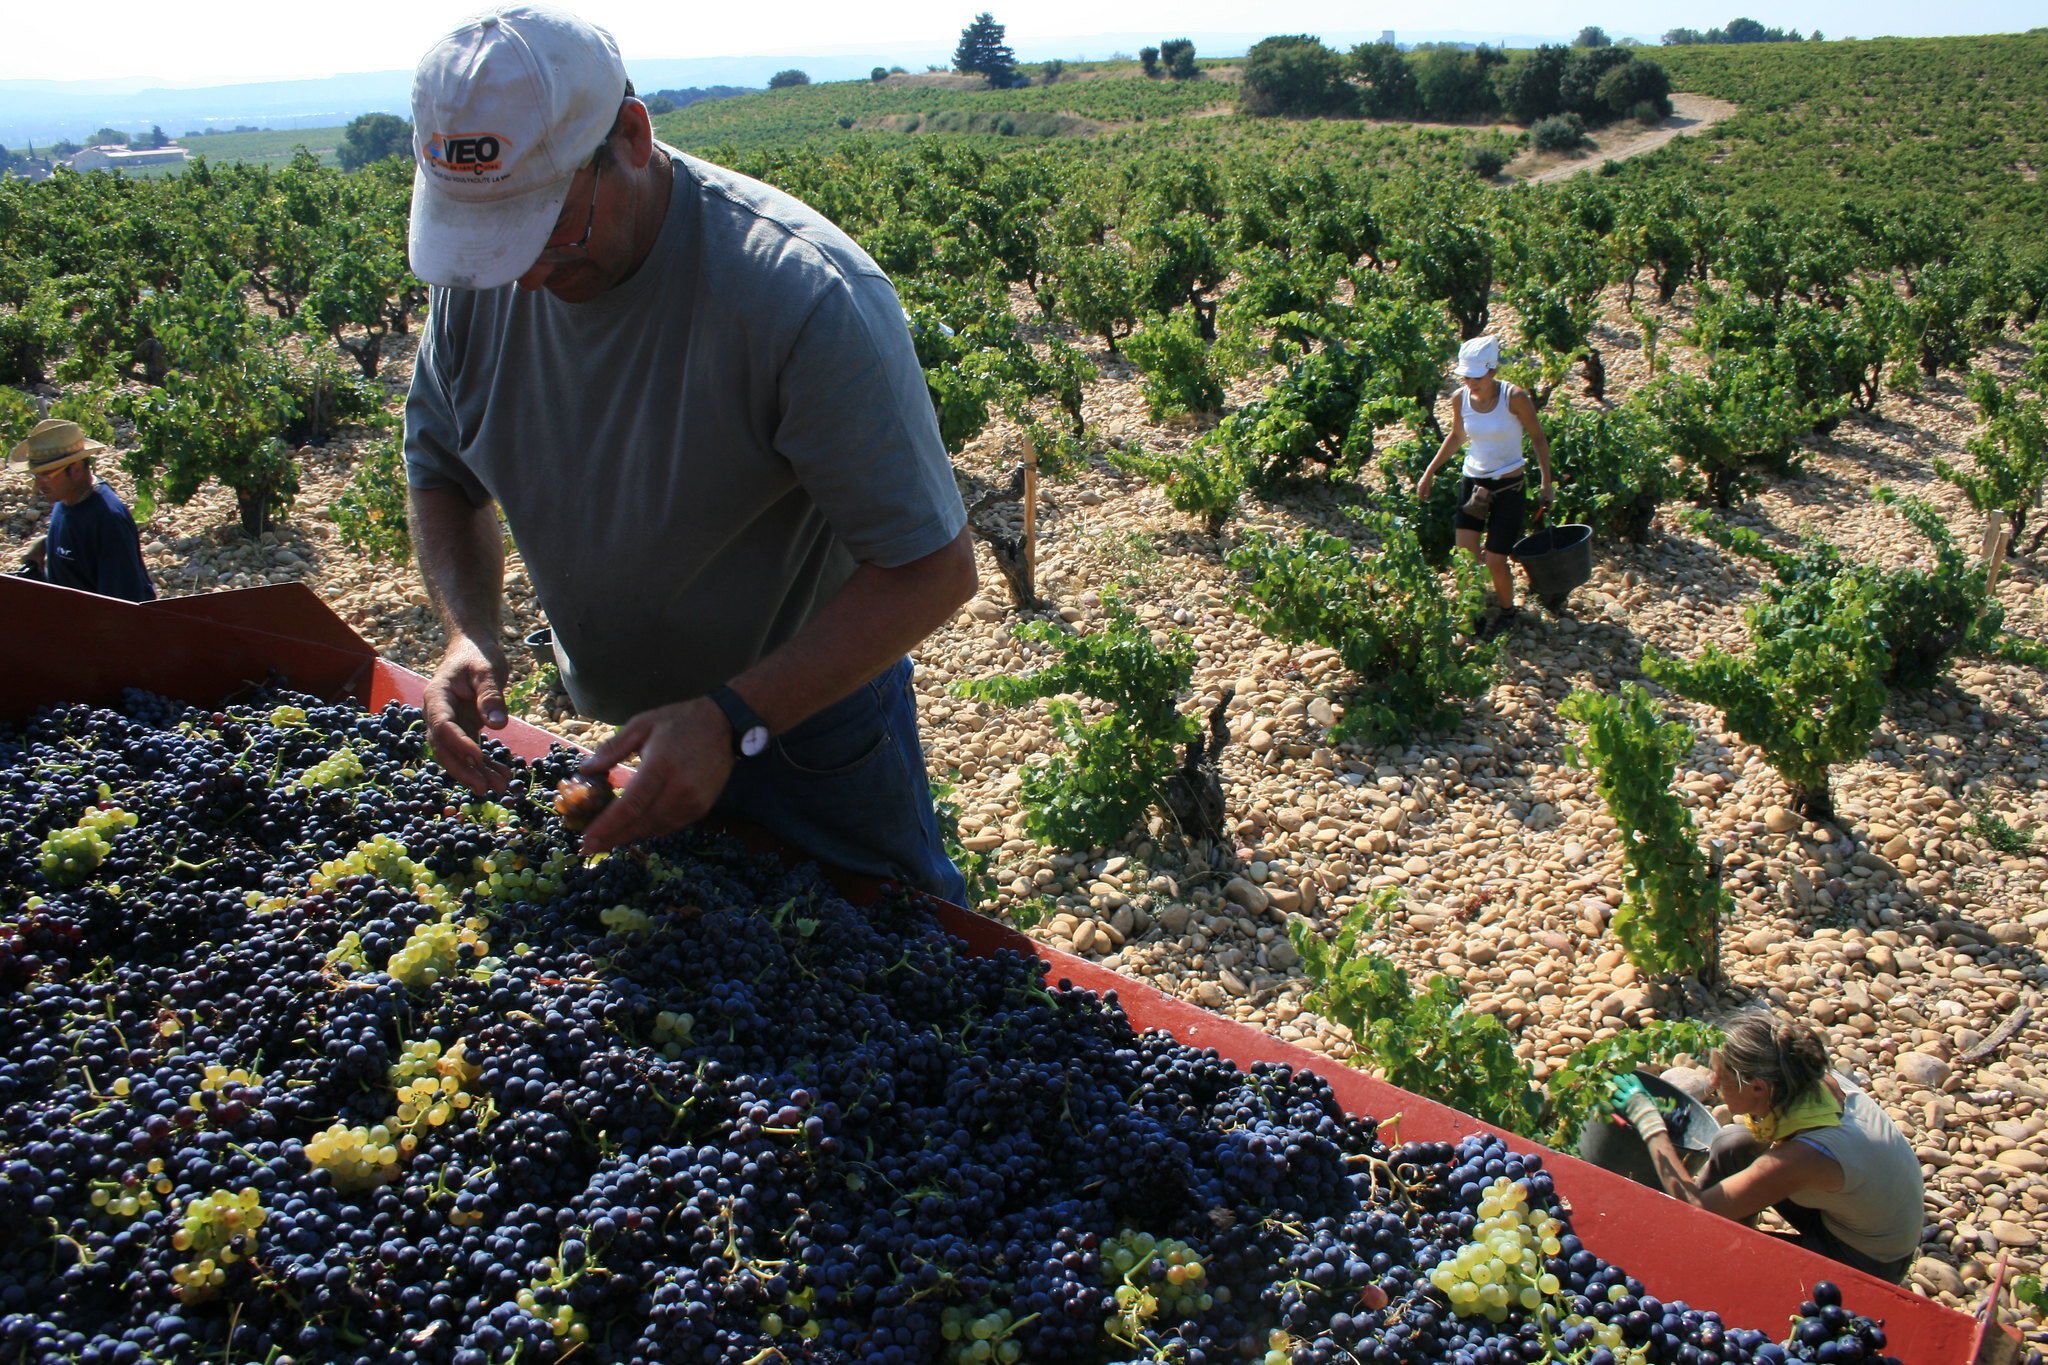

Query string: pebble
[1896,1053,1953,1089]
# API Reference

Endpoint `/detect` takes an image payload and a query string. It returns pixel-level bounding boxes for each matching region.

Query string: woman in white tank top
[1416,336,1555,639]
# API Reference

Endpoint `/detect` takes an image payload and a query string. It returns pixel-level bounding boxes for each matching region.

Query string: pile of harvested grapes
[0,690,1904,1365]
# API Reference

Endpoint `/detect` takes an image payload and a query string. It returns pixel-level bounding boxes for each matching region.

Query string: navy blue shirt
[46,482,156,602]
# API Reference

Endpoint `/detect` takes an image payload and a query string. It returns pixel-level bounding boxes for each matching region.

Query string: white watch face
[740,724,771,758]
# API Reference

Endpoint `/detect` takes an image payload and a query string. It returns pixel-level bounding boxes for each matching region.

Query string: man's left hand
[573,698,736,856]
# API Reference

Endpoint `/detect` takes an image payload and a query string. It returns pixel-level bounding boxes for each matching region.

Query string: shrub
[1241,35,1355,118]
[1463,143,1508,178]
[1110,439,1248,537]
[1632,100,1666,126]
[1595,58,1672,120]
[952,597,1199,853]
[1559,683,1733,984]
[329,434,412,564]
[1122,312,1225,419]
[1642,586,1888,824]
[1936,369,2048,549]
[767,69,811,90]
[1544,399,1669,541]
[0,384,38,449]
[1228,516,1496,744]
[1292,890,1541,1136]
[1530,113,1589,153]
[1541,1021,1725,1149]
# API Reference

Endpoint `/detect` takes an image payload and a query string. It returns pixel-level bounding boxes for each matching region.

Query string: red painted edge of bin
[0,575,2011,1364]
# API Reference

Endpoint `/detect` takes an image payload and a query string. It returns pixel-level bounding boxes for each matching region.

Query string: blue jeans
[710,656,966,906]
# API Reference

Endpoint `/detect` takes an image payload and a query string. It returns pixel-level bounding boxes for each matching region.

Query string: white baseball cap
[408,4,628,290]
[1453,335,1501,377]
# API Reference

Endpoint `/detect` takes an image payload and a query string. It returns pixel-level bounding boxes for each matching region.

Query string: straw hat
[9,419,108,476]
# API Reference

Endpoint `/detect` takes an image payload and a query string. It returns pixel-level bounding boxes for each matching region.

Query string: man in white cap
[8,419,156,603]
[402,4,975,903]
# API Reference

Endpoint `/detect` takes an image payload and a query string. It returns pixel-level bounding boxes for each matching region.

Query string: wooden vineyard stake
[1021,432,1038,606]
[1983,510,2013,591]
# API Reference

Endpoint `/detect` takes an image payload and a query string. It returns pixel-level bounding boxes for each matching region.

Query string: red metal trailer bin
[0,574,2025,1364]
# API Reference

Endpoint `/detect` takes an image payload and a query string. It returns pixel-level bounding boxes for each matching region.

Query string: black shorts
[1453,473,1528,556]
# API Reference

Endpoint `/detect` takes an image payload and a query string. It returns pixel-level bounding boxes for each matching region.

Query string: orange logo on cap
[426,133,510,176]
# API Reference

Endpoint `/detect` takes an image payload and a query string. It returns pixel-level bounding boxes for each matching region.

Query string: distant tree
[643,94,676,114]
[49,139,81,158]
[768,69,811,89]
[871,65,890,82]
[1139,46,1161,77]
[1559,45,1634,120]
[1160,38,1198,79]
[134,125,170,149]
[1492,44,1570,123]
[955,12,1022,87]
[1412,45,1506,121]
[1662,27,1705,43]
[1574,26,1611,46]
[1241,35,1355,118]
[1722,17,1771,41]
[90,127,129,147]
[1595,57,1673,120]
[337,113,411,172]
[1349,42,1419,118]
[1040,59,1066,83]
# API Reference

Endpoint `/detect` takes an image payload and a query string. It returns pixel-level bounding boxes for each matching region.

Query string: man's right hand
[423,636,514,793]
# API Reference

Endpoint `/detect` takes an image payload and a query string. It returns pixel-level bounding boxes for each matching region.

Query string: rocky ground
[6,281,2047,1336]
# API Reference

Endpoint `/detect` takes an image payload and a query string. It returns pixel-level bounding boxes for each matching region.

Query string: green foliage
[768,70,812,90]
[952,598,1198,852]
[1394,205,1494,340]
[1227,517,1495,744]
[1110,439,1249,537]
[1122,312,1224,419]
[1540,1021,1725,1149]
[1642,581,1888,822]
[1051,239,1141,353]
[1936,368,2048,545]
[301,224,416,378]
[1241,36,1356,118]
[1410,46,1506,122]
[1291,890,1542,1136]
[1349,42,1420,118]
[1559,684,1733,983]
[931,778,1003,910]
[0,261,65,386]
[1463,143,1508,179]
[1159,40,1199,81]
[1972,808,2035,856]
[336,113,411,172]
[115,261,303,535]
[329,434,412,564]
[1685,489,2004,686]
[1639,350,1817,505]
[1530,114,1589,153]
[1543,399,1668,541]
[2010,1275,2048,1317]
[953,14,1022,88]
[0,385,37,448]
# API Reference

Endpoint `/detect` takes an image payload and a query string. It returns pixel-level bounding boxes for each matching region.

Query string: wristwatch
[708,685,772,759]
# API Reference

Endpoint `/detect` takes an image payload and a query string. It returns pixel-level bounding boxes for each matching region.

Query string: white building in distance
[69,145,189,173]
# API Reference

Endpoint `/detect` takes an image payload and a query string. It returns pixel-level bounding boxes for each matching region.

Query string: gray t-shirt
[1786,1078,1926,1262]
[405,148,964,721]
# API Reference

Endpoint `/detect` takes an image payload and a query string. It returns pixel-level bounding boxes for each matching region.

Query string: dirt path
[1515,92,1738,183]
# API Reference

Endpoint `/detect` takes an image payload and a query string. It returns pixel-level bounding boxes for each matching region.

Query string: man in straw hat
[8,419,156,603]
[401,5,974,903]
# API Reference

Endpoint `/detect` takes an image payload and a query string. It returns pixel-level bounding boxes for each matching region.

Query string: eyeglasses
[537,157,603,262]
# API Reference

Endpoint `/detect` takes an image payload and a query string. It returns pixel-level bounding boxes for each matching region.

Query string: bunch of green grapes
[37,806,135,886]
[310,834,458,914]
[89,1157,168,1219]
[305,1121,406,1191]
[268,704,309,726]
[391,1038,480,1131]
[759,1284,820,1341]
[387,915,492,988]
[169,1187,265,1302]
[1428,1177,1567,1321]
[600,903,654,935]
[1104,1228,1214,1323]
[939,1305,1023,1365]
[469,850,573,906]
[458,800,514,826]
[295,747,366,790]
[651,1010,694,1060]
[185,1063,262,1113]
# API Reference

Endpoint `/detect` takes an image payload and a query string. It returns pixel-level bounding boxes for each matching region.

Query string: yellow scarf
[1741,1084,1843,1145]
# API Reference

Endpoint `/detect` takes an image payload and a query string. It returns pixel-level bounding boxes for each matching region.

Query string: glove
[1609,1074,1668,1143]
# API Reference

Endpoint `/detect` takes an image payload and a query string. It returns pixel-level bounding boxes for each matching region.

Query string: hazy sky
[8,0,2039,85]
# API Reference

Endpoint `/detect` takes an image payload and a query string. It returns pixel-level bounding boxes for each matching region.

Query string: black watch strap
[708,685,772,759]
